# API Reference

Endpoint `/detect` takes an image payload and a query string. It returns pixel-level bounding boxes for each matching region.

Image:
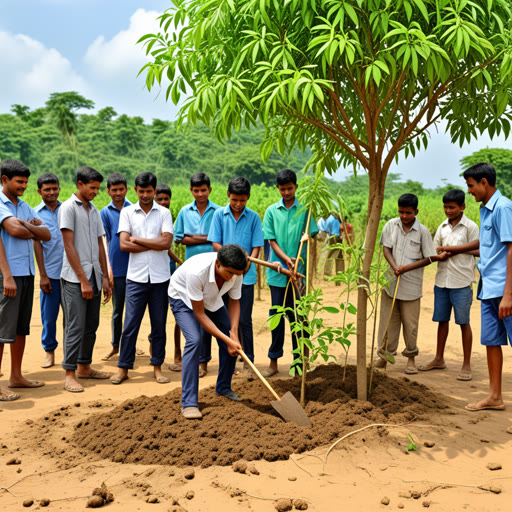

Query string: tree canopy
[140,0,512,400]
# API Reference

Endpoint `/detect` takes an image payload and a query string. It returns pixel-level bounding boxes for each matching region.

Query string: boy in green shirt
[262,169,318,377]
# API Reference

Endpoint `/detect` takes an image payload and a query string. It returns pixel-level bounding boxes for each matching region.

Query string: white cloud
[84,8,161,80]
[0,31,88,110]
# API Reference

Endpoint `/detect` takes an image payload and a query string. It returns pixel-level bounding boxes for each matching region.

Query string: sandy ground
[1,265,512,511]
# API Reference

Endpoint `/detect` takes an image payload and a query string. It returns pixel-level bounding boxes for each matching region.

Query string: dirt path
[1,266,512,511]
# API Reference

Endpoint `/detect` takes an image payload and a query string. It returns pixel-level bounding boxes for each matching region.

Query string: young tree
[143,0,511,399]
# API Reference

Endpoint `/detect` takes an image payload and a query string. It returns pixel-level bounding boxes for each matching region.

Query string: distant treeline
[0,92,311,187]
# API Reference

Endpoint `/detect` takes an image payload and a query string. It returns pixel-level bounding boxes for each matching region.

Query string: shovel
[238,350,311,427]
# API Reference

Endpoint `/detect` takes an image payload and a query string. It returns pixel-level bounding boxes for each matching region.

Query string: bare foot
[102,347,119,361]
[41,351,55,368]
[0,387,20,401]
[8,376,45,388]
[418,358,446,371]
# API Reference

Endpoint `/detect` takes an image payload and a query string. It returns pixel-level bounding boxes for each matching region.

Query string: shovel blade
[271,391,311,427]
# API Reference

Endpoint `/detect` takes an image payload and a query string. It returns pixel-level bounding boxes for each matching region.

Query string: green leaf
[386,354,396,364]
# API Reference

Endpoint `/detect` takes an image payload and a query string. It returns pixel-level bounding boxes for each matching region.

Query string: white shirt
[118,201,174,284]
[434,214,479,289]
[168,252,243,311]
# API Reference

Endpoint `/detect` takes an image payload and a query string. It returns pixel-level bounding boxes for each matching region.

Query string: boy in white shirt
[419,189,479,380]
[168,244,247,419]
[111,172,173,385]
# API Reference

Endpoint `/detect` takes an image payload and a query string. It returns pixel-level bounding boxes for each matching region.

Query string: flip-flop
[198,367,208,378]
[0,390,20,401]
[261,367,278,378]
[8,380,45,388]
[64,383,84,393]
[111,375,129,385]
[457,372,473,381]
[404,367,419,375]
[77,370,111,379]
[168,364,182,372]
[418,364,446,371]
[465,403,505,411]
[155,376,170,384]
[136,348,145,356]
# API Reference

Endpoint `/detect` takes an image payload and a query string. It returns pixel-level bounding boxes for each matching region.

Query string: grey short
[0,275,34,343]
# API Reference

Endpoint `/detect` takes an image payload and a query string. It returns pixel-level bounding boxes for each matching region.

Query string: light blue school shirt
[100,199,131,278]
[34,200,63,280]
[262,198,318,287]
[207,205,264,285]
[325,214,341,236]
[174,200,219,260]
[477,190,512,300]
[0,191,39,276]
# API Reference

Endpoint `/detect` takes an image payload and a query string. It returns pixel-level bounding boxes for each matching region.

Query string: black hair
[1,159,30,180]
[442,189,465,206]
[228,176,251,196]
[107,172,127,189]
[37,173,59,189]
[76,166,103,185]
[398,193,418,209]
[463,162,496,187]
[134,172,157,189]
[190,172,210,188]
[276,168,297,186]
[156,183,172,199]
[217,244,248,271]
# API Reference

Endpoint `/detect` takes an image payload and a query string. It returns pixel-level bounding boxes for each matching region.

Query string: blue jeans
[170,298,237,407]
[221,284,255,362]
[268,285,303,360]
[40,278,61,352]
[111,277,126,348]
[118,280,169,369]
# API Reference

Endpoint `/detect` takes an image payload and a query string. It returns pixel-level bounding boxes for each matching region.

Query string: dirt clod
[185,491,195,500]
[146,496,159,503]
[275,498,293,511]
[73,365,447,468]
[294,499,308,510]
[411,490,422,499]
[288,475,297,481]
[423,441,435,448]
[184,468,195,480]
[91,483,114,503]
[487,462,502,471]
[398,503,404,509]
[248,464,259,475]
[86,495,104,508]
[6,457,20,465]
[381,496,390,505]
[422,500,431,507]
[232,460,248,473]
[39,498,51,507]
[22,499,34,507]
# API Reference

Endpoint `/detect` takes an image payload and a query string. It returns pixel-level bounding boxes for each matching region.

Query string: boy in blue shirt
[174,172,219,377]
[438,163,512,411]
[100,173,131,361]
[174,173,219,260]
[0,159,50,392]
[208,177,264,371]
[34,173,64,369]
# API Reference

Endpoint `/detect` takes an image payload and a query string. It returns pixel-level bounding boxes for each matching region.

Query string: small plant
[406,433,417,452]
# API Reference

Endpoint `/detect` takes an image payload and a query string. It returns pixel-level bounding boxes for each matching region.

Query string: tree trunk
[356,171,386,400]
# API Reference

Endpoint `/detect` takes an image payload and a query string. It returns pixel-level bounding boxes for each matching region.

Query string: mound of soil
[73,365,447,467]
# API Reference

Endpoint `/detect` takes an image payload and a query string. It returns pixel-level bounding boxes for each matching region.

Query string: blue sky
[0,1,509,188]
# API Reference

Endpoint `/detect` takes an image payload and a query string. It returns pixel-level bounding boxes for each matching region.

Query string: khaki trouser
[319,236,344,276]
[377,292,421,360]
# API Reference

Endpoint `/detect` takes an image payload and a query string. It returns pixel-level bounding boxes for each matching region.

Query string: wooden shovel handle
[247,256,306,279]
[238,350,281,401]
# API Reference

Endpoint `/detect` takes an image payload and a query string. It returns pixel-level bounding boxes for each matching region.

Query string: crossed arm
[2,217,50,241]
[119,231,172,252]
